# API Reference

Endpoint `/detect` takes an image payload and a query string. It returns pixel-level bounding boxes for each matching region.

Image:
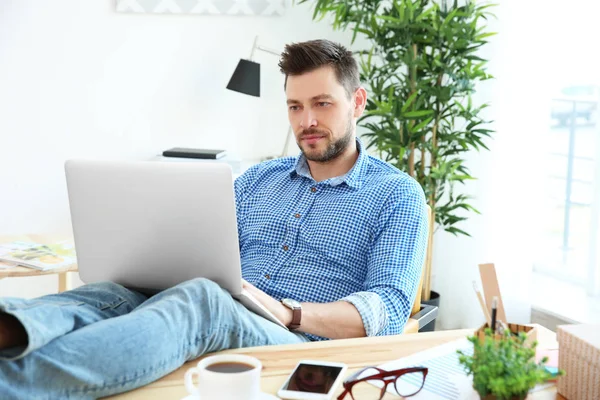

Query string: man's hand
[241,279,367,339]
[242,280,293,327]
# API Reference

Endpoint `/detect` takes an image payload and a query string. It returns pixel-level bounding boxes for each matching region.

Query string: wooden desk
[106,325,563,400]
[0,264,78,292]
[0,234,78,293]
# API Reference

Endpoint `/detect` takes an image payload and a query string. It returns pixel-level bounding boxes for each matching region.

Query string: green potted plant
[298,0,497,321]
[457,329,564,399]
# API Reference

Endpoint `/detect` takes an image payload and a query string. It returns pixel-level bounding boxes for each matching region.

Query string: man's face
[285,66,365,162]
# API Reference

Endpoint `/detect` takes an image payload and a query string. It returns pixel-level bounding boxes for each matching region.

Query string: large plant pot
[420,290,440,332]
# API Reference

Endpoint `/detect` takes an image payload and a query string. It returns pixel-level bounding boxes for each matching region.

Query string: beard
[298,111,354,163]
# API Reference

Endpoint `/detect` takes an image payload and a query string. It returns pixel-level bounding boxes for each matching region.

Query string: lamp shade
[226,59,260,97]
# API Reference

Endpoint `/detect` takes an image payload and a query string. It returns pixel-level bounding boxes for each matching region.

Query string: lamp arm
[256,45,281,57]
[249,36,259,60]
[249,36,281,60]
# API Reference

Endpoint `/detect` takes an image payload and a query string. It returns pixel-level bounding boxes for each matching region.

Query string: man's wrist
[281,303,294,326]
[281,298,302,330]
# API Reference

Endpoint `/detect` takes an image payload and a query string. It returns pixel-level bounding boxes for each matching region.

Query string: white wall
[0,0,354,298]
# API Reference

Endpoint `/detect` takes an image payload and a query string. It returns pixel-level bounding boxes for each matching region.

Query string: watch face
[283,298,301,309]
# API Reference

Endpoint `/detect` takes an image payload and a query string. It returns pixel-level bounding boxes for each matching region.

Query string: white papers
[388,339,473,399]
[361,338,475,399]
[364,338,556,399]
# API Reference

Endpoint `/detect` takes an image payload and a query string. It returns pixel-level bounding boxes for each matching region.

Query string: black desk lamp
[226,36,293,158]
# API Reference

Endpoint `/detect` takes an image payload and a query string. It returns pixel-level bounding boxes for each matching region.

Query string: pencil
[473,281,492,326]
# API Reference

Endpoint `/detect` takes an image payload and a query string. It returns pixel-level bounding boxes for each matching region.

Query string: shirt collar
[289,137,368,190]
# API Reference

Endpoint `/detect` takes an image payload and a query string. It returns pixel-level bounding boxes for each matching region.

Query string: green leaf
[411,116,434,133]
[442,8,459,27]
[477,3,499,12]
[401,91,419,113]
[310,0,325,21]
[395,0,405,22]
[376,15,401,23]
[445,226,471,236]
[475,32,497,41]
[415,5,436,22]
[403,110,434,118]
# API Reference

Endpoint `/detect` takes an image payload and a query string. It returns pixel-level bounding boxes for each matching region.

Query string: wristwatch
[281,298,302,330]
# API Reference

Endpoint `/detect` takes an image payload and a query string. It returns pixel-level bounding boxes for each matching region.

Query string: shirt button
[265,274,271,280]
[294,213,301,218]
[282,245,289,251]
[310,187,317,193]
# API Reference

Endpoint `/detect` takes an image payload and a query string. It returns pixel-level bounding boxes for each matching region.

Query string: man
[0,39,428,399]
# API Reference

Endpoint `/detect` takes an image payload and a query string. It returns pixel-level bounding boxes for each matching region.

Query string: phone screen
[281,363,344,394]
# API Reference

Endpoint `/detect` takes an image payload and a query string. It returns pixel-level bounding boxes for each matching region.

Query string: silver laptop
[64,159,286,330]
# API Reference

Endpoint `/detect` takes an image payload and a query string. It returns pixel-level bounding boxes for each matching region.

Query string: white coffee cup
[184,354,263,400]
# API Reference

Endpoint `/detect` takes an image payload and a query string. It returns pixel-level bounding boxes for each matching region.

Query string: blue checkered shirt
[235,139,428,340]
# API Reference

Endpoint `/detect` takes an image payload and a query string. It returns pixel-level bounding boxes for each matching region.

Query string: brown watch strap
[289,307,301,330]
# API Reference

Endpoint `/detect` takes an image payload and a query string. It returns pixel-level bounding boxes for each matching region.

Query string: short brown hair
[278,39,360,98]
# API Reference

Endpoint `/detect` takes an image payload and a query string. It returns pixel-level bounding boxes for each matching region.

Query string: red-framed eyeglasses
[337,366,428,400]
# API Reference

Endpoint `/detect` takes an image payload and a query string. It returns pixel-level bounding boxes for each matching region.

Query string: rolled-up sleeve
[341,291,388,336]
[342,179,428,336]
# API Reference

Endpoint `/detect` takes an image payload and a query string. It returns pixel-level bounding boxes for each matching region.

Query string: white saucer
[181,393,279,400]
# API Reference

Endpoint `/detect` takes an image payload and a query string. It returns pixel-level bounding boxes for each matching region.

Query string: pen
[491,296,498,333]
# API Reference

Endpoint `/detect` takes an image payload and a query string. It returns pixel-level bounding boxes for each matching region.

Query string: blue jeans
[0,278,310,399]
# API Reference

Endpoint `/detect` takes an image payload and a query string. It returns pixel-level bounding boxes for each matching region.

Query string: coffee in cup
[204,361,256,373]
[185,354,262,399]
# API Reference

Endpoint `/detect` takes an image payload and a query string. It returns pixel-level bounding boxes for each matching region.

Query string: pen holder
[475,322,538,347]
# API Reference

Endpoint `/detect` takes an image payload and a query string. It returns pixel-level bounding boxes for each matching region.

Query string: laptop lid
[64,159,243,295]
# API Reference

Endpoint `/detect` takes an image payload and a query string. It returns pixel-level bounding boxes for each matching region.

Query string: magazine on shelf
[0,241,77,271]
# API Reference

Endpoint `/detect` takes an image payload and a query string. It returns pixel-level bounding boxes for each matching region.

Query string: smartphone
[277,360,348,400]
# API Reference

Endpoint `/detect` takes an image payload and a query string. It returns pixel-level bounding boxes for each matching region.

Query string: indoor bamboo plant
[298,0,496,306]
